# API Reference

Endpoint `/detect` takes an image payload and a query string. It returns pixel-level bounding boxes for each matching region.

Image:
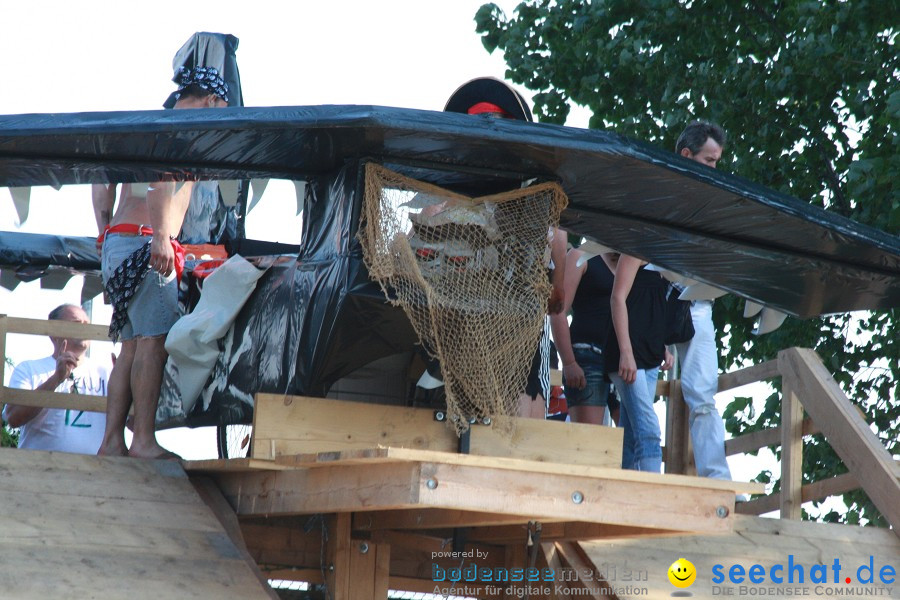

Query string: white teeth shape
[678,282,727,301]
[9,186,31,226]
[755,308,788,335]
[247,178,269,212]
[743,300,764,318]
[218,180,240,206]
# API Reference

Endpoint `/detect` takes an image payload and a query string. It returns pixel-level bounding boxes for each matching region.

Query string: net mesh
[360,163,567,434]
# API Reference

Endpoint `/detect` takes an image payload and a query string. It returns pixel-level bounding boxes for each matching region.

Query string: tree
[476,0,898,526]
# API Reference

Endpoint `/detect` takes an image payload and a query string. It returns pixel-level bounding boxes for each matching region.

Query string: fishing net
[360,163,567,434]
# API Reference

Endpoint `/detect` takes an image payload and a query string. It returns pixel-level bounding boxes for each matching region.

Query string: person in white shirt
[2,304,108,454]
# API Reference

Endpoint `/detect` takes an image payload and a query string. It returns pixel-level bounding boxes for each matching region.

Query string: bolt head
[716,505,729,518]
[359,542,369,554]
[426,478,438,490]
[572,491,584,504]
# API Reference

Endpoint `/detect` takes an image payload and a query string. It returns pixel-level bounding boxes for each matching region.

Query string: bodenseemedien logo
[668,558,696,596]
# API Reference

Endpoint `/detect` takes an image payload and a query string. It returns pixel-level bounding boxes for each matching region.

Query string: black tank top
[605,265,667,371]
[569,256,614,346]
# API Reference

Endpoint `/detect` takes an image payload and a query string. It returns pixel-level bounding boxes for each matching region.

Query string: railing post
[778,354,804,520]
[664,379,692,475]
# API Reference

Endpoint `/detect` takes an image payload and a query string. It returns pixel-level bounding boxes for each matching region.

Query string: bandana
[172,66,229,103]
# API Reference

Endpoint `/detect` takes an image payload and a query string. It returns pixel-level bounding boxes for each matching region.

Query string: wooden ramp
[573,514,900,600]
[0,448,277,600]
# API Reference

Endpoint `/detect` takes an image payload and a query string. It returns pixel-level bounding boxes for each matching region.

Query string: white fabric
[165,255,265,414]
[675,300,733,480]
[3,356,108,454]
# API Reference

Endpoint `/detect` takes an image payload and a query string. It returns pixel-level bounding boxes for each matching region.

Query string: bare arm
[4,344,78,427]
[547,227,567,314]
[549,248,587,388]
[610,254,643,384]
[147,182,193,277]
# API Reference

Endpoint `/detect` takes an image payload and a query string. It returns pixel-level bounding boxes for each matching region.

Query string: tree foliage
[476,0,898,525]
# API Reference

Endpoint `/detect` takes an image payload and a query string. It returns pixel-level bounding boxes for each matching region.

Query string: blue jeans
[564,346,610,408]
[610,368,662,473]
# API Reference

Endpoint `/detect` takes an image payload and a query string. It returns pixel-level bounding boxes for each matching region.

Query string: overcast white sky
[0,0,589,457]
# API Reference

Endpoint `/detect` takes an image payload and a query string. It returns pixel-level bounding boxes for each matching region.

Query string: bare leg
[97,340,135,456]
[127,335,177,459]
[517,393,546,419]
[568,405,607,425]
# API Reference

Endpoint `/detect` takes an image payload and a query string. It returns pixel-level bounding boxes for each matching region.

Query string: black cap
[163,32,243,109]
[443,77,533,122]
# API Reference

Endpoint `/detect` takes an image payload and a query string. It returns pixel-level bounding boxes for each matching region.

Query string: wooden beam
[253,395,622,468]
[663,379,690,475]
[717,359,780,392]
[467,522,667,544]
[325,513,352,598]
[0,387,108,413]
[211,458,745,535]
[779,347,900,535]
[353,508,539,530]
[348,538,390,600]
[190,476,280,600]
[554,542,616,600]
[779,368,804,520]
[4,315,110,340]
[724,417,819,456]
[736,471,860,516]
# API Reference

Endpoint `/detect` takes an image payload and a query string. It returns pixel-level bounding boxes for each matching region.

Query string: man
[3,304,108,454]
[93,63,230,459]
[673,120,733,480]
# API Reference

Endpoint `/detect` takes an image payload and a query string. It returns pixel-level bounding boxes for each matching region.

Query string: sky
[0,0,776,488]
[0,0,580,458]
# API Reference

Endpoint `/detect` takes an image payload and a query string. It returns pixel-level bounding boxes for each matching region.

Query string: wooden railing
[663,347,899,533]
[3,314,897,534]
[0,315,111,415]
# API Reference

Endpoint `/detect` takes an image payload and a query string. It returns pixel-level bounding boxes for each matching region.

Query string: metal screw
[426,478,439,490]
[328,563,335,572]
[572,491,584,504]
[482,417,492,426]
[359,542,369,554]
[434,411,446,422]
[716,506,729,518]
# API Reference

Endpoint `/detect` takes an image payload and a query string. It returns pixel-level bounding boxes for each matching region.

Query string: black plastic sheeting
[0,105,898,426]
[0,105,897,317]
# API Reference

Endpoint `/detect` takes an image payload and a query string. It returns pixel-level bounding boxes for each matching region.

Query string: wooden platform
[0,448,276,600]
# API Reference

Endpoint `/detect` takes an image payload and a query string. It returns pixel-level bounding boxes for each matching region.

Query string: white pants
[675,300,733,480]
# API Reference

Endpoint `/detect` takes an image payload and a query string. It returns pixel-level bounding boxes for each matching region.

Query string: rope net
[360,163,567,434]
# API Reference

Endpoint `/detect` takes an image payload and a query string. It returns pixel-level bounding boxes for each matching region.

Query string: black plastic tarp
[0,104,896,317]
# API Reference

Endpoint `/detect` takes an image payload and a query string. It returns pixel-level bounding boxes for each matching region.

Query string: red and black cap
[443,77,533,123]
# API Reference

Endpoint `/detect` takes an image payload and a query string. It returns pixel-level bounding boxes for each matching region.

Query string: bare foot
[97,442,129,457]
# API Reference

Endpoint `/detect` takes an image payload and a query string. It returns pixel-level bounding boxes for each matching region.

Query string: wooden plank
[415,462,736,535]
[554,542,615,600]
[347,539,390,600]
[725,417,819,456]
[664,379,689,475]
[736,471,860,517]
[780,347,900,534]
[253,394,622,468]
[468,522,670,544]
[1,386,107,413]
[4,315,110,340]
[326,513,352,598]
[184,457,290,472]
[717,359,780,392]
[778,368,804,520]
[276,446,763,494]
[191,476,280,600]
[353,508,541,530]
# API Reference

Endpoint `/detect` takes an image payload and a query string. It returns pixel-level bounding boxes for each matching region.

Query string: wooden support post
[779,366,804,520]
[0,315,7,406]
[664,379,690,475]
[779,347,900,536]
[348,538,390,600]
[325,513,352,599]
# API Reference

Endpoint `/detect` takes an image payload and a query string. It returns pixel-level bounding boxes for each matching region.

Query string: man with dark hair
[3,304,108,454]
[93,34,238,459]
[672,120,733,481]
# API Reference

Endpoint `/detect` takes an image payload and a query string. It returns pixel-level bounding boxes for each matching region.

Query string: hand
[53,340,79,383]
[618,352,637,384]
[563,361,586,389]
[662,348,675,371]
[149,233,174,277]
[547,284,564,315]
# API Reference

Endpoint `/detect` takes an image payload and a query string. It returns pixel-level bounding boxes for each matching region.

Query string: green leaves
[476,0,898,526]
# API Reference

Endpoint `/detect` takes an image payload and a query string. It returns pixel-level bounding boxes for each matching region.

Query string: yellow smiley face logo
[668,558,697,588]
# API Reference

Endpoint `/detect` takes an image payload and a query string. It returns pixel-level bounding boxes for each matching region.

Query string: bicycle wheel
[216,423,253,459]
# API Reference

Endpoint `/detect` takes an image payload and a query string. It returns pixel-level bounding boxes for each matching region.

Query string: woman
[549,246,617,425]
[604,253,672,472]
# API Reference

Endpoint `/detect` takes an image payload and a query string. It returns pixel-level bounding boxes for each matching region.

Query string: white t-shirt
[3,356,108,454]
